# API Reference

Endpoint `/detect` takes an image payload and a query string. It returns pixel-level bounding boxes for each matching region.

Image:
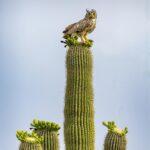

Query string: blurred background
[0,0,149,149]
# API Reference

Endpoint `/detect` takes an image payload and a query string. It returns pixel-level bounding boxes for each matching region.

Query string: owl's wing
[75,19,91,32]
[63,23,76,33]
[63,19,91,35]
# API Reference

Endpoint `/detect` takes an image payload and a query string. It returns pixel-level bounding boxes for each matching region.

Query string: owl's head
[85,9,97,19]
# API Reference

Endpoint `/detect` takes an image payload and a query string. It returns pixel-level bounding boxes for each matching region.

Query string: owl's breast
[86,19,96,33]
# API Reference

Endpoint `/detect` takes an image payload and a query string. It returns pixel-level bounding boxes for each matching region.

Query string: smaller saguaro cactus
[16,130,43,150]
[30,119,60,150]
[103,121,128,150]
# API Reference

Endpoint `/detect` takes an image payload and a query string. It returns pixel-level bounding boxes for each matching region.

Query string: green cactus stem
[16,130,43,150]
[30,119,60,150]
[64,45,95,150]
[103,121,128,150]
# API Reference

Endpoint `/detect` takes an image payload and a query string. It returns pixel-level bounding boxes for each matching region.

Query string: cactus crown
[16,130,43,144]
[31,119,60,132]
[102,121,128,136]
[61,35,93,48]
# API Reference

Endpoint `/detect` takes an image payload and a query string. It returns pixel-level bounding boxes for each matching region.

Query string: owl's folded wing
[63,19,91,35]
[75,19,91,32]
[63,23,76,33]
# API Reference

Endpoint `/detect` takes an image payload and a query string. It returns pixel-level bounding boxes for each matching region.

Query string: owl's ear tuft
[86,9,90,13]
[91,9,96,12]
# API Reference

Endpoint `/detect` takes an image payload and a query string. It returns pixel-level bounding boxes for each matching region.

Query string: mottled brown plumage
[63,9,97,42]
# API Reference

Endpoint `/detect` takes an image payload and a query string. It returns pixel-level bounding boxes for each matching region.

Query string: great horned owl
[63,9,97,43]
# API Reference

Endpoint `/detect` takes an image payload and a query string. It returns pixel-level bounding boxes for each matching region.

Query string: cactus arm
[102,121,128,136]
[16,130,43,150]
[30,119,60,150]
[103,121,128,150]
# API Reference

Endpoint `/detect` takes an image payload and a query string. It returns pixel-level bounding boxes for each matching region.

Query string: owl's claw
[80,36,86,43]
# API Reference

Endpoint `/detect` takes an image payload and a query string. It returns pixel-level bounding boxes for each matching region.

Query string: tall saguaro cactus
[16,130,43,150]
[30,119,60,150]
[64,43,95,150]
[103,121,128,150]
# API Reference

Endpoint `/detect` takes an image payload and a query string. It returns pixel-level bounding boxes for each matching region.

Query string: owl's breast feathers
[85,18,96,33]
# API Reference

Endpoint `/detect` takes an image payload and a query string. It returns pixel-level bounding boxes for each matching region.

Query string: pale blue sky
[0,0,149,149]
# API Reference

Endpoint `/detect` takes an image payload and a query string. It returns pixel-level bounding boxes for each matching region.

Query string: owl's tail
[63,30,68,34]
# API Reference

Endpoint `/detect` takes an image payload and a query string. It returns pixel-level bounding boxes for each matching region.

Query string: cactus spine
[103,121,128,150]
[31,119,60,150]
[64,44,95,150]
[16,130,43,150]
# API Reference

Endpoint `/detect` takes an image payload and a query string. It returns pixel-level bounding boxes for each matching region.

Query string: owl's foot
[81,39,93,47]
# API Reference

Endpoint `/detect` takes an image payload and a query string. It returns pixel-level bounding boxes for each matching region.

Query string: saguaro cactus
[30,119,60,150]
[64,41,95,150]
[103,121,128,150]
[16,130,43,150]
